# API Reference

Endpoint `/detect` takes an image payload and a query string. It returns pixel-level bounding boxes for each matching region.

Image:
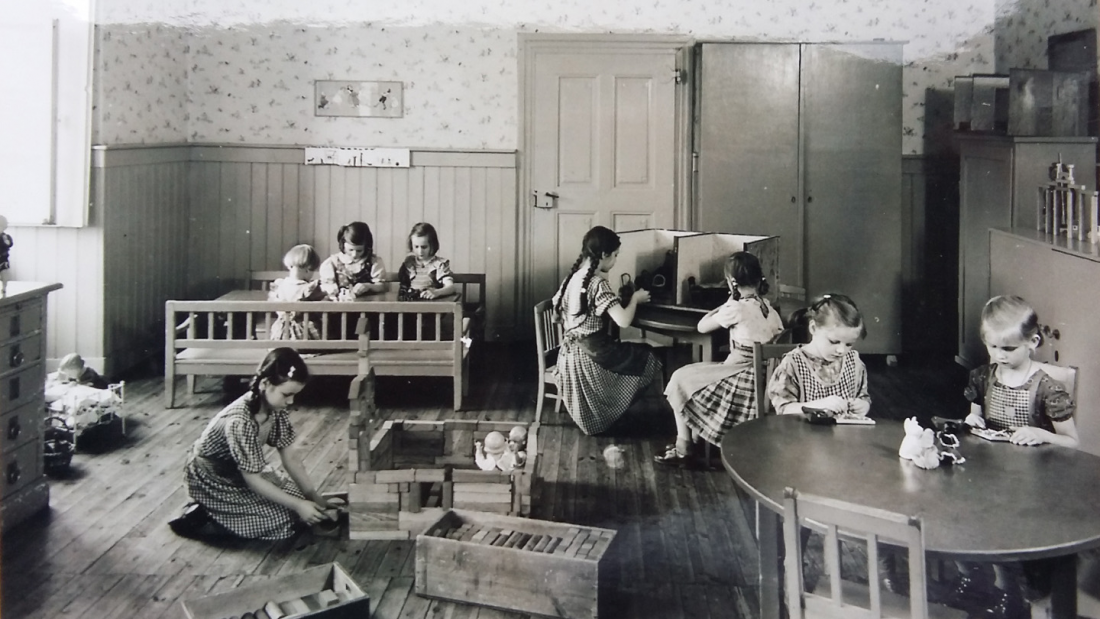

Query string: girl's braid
[577,257,598,316]
[554,253,586,315]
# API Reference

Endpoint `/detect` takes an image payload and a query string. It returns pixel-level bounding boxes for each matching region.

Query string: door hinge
[691,152,698,173]
[673,68,685,84]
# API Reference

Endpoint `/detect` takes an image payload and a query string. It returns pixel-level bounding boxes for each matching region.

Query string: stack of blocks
[347,419,539,540]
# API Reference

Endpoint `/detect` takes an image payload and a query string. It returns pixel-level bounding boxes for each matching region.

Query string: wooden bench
[165,296,467,410]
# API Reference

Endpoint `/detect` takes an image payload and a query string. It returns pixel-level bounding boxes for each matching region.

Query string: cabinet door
[695,44,802,287]
[802,44,903,354]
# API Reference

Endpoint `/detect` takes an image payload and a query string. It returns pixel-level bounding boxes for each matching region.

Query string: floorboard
[2,344,967,618]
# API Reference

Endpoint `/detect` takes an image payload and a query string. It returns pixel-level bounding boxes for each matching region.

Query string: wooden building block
[181,563,369,619]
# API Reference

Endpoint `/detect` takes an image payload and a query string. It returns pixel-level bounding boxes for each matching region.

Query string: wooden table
[633,303,723,362]
[721,415,1100,619]
[217,289,459,303]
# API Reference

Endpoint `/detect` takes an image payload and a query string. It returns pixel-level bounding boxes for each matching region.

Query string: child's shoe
[168,502,210,539]
[982,587,1030,619]
[653,444,693,467]
[946,564,998,613]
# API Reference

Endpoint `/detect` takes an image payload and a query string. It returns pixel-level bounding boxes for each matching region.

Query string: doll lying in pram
[44,354,126,451]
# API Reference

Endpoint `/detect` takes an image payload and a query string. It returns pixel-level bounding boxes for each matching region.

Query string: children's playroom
[4,0,1100,617]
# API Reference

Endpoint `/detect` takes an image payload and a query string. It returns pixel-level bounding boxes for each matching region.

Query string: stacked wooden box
[415,509,616,619]
[347,419,539,540]
[181,563,369,619]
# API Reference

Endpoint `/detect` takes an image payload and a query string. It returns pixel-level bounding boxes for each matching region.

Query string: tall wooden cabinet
[989,229,1100,455]
[694,42,903,354]
[0,282,61,532]
[955,135,1096,367]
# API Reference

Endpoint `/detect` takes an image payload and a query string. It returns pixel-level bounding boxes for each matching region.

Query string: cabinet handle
[790,196,796,204]
[6,417,19,441]
[807,196,814,204]
[10,346,24,368]
[6,461,20,485]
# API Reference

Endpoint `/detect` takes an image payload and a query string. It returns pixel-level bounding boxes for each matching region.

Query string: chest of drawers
[0,282,61,532]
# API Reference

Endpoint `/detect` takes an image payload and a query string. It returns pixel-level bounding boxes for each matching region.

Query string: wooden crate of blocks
[347,419,540,540]
[180,562,369,619]
[415,509,616,619]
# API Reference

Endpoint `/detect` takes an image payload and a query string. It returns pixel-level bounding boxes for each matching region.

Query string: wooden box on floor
[415,509,616,619]
[180,562,368,619]
[347,420,539,540]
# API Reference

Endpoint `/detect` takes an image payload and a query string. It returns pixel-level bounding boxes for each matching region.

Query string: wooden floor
[1,345,967,619]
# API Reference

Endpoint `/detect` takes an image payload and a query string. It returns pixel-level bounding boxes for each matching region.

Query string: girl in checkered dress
[655,251,784,466]
[766,293,871,418]
[173,348,336,540]
[552,226,662,435]
[952,296,1077,618]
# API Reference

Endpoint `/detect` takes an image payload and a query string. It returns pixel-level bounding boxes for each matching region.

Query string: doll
[475,431,510,471]
[507,426,528,469]
[0,215,12,294]
[898,417,941,470]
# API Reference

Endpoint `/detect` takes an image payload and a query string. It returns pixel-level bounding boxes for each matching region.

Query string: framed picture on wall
[315,80,403,118]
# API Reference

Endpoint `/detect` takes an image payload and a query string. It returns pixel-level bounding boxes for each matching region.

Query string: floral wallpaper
[993,0,1099,72]
[92,0,1020,154]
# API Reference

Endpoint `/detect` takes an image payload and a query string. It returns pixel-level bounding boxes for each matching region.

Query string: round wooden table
[721,415,1100,619]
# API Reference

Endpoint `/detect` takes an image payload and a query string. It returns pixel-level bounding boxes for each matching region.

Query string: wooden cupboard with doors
[0,282,61,532]
[955,134,1096,367]
[694,42,903,354]
[989,228,1100,455]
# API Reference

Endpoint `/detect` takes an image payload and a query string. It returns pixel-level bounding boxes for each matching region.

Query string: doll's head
[408,222,440,261]
[724,251,769,299]
[980,295,1040,370]
[58,353,86,381]
[507,426,528,452]
[805,294,866,361]
[483,431,506,457]
[337,222,373,261]
[283,244,321,279]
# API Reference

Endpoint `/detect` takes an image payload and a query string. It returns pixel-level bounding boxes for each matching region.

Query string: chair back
[534,299,563,372]
[1036,362,1077,401]
[249,270,285,291]
[753,340,797,416]
[783,488,931,619]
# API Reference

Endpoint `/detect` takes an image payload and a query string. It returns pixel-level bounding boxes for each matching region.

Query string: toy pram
[44,380,126,451]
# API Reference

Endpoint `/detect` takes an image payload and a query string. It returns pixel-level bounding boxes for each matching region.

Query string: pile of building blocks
[347,419,539,540]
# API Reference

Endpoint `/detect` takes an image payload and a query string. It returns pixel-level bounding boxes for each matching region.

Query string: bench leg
[453,377,463,412]
[165,376,176,408]
[187,375,197,394]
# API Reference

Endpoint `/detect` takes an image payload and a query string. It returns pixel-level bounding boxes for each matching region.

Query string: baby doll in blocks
[474,427,529,472]
[45,353,125,447]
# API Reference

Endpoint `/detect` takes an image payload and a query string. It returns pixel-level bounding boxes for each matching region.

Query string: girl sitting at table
[170,348,336,541]
[398,222,455,300]
[552,225,663,436]
[948,295,1078,617]
[268,244,325,340]
[319,221,387,300]
[766,292,870,418]
[654,251,784,466]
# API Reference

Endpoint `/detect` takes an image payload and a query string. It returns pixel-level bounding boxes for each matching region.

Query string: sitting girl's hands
[631,289,651,305]
[811,395,848,414]
[1010,426,1051,446]
[964,411,986,429]
[420,288,439,299]
[351,283,370,297]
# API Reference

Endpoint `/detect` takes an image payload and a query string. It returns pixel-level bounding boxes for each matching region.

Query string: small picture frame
[315,80,403,118]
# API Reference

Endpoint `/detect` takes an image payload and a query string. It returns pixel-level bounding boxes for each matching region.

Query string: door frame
[516,33,693,330]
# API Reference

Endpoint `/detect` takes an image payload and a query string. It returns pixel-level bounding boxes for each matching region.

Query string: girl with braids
[170,348,335,540]
[552,225,663,435]
[655,251,784,466]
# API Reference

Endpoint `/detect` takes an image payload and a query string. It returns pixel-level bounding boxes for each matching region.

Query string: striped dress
[184,393,305,540]
[553,273,662,435]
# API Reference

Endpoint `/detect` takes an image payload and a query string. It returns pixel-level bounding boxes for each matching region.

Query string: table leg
[1049,554,1077,619]
[756,502,781,619]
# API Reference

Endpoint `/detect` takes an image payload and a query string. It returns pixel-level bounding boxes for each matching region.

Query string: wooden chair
[783,487,965,619]
[533,299,564,424]
[249,270,285,291]
[753,338,798,417]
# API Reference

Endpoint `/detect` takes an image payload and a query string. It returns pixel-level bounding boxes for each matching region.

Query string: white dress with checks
[184,393,305,540]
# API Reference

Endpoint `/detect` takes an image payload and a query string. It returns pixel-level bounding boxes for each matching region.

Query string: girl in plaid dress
[766,293,871,418]
[172,348,336,540]
[552,226,662,435]
[655,251,783,466]
[950,296,1078,618]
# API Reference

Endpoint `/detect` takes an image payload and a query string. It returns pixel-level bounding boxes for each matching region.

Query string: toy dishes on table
[971,427,1014,442]
[802,406,876,425]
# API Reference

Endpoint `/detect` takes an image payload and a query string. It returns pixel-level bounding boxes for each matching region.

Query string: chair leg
[187,375,197,394]
[535,382,546,424]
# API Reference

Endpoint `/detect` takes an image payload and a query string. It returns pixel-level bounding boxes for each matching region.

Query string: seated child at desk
[319,221,387,299]
[398,222,455,300]
[766,293,870,418]
[552,225,662,436]
[269,244,325,340]
[948,295,1077,617]
[655,251,783,466]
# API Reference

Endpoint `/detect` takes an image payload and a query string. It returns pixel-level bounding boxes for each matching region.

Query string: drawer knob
[6,417,19,440]
[10,347,24,368]
[6,461,20,485]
